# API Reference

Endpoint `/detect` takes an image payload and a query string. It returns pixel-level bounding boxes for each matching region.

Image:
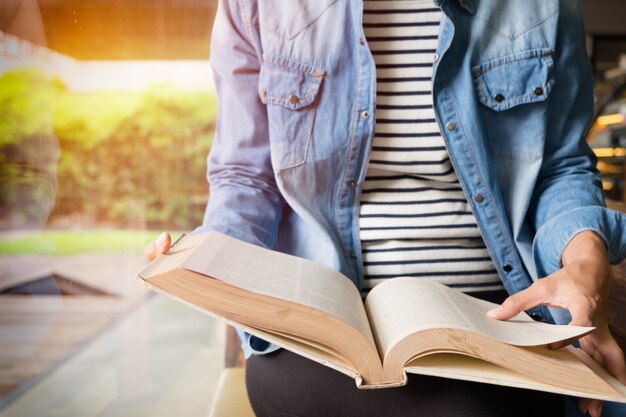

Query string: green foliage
[0,70,63,147]
[0,70,61,227]
[0,69,217,230]
[0,229,169,255]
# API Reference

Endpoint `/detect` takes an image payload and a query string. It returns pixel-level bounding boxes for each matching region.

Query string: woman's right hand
[144,232,172,261]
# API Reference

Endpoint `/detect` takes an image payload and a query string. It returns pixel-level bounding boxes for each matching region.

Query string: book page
[404,351,626,403]
[168,232,376,347]
[141,273,363,384]
[364,278,591,359]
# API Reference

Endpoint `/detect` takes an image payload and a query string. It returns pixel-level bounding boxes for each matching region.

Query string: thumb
[143,232,171,261]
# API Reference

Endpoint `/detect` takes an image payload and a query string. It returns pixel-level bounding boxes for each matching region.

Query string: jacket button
[503,264,513,272]
[445,122,456,131]
[473,194,484,203]
[289,95,300,104]
[259,88,267,98]
[534,87,544,96]
[349,180,357,188]
[361,110,370,119]
[433,53,440,62]
[494,93,505,103]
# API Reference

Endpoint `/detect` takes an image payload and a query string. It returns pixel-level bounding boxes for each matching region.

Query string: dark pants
[245,290,565,417]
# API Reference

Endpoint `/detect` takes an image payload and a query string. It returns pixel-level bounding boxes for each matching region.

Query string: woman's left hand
[487,231,626,417]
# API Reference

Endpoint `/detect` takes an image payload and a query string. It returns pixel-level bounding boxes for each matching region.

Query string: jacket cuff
[532,206,626,277]
[235,328,281,359]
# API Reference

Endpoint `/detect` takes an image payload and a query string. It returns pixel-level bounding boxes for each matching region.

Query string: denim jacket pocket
[473,49,554,162]
[259,57,325,171]
[473,48,554,111]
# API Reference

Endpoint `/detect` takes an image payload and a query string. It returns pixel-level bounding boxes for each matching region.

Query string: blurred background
[0,0,625,416]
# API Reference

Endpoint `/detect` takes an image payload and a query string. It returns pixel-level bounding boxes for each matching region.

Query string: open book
[137,232,626,402]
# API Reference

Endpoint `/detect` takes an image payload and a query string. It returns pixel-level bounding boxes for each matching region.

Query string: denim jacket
[195,0,626,357]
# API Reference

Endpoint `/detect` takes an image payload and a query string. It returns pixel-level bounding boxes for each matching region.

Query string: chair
[208,326,255,417]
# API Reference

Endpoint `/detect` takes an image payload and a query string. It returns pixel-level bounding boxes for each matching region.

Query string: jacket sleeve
[192,0,285,249]
[192,0,283,357]
[530,0,626,278]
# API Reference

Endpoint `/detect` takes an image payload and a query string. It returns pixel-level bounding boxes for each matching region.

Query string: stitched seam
[446,88,526,277]
[476,7,559,41]
[258,58,322,170]
[236,0,250,25]
[263,55,326,77]
[472,50,553,75]
[287,0,338,40]
[510,8,559,41]
[473,53,554,112]
[477,75,554,111]
[474,75,490,104]
[337,50,364,259]
[253,0,338,41]
[265,84,319,105]
[262,94,311,107]
[278,103,316,171]
[483,92,549,111]
[237,0,262,55]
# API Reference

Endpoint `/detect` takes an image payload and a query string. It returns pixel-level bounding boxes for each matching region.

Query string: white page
[168,232,377,347]
[364,278,592,359]
[404,349,626,403]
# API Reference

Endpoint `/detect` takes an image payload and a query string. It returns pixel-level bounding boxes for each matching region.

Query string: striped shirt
[359,0,504,293]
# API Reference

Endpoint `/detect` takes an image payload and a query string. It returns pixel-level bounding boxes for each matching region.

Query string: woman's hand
[488,231,626,417]
[143,232,172,261]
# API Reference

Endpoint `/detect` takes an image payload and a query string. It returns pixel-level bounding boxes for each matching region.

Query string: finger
[578,397,591,414]
[579,327,622,372]
[143,240,157,260]
[575,336,607,369]
[588,399,604,417]
[487,281,551,320]
[143,232,171,261]
[548,338,578,351]
[156,232,171,253]
[597,337,626,385]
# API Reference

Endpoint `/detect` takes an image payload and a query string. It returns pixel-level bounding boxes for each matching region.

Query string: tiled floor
[0,254,150,299]
[0,295,225,417]
[0,253,151,399]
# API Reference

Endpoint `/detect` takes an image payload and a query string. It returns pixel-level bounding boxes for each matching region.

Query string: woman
[145,0,626,415]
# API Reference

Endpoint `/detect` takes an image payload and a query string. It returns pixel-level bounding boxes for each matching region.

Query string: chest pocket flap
[472,48,554,111]
[259,58,324,110]
[258,58,325,170]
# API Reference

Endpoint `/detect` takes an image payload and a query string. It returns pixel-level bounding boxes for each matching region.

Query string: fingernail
[156,232,167,248]
[487,307,503,317]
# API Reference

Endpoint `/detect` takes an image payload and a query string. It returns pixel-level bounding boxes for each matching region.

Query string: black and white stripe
[360,0,503,293]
